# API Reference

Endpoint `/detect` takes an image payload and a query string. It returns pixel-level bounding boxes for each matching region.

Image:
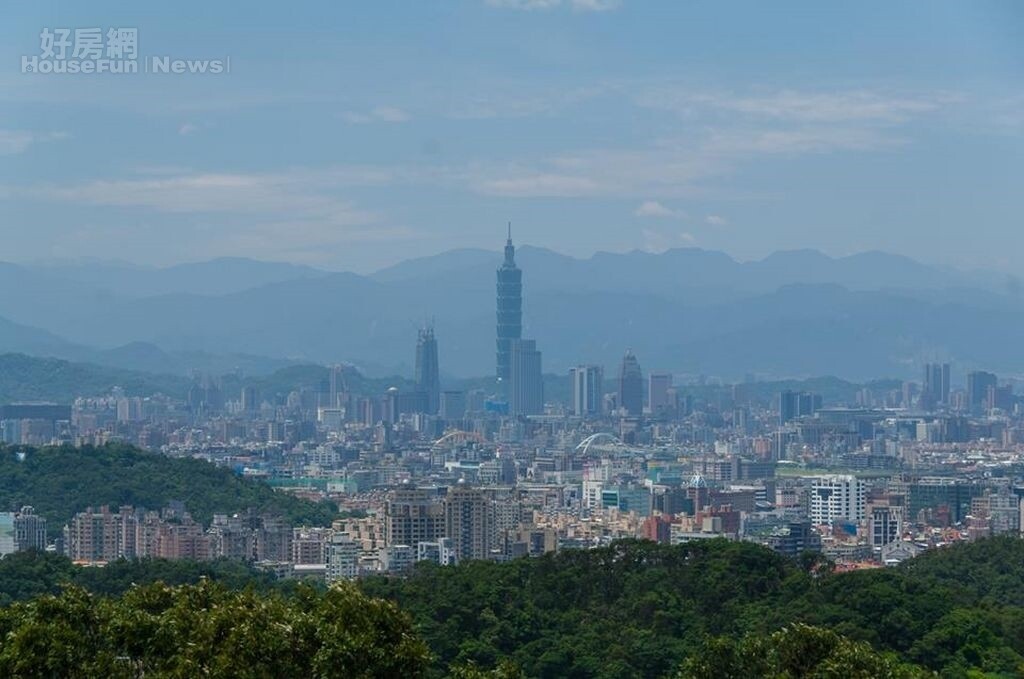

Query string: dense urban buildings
[5,231,1024,583]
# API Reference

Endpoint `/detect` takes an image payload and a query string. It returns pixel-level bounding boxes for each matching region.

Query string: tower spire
[503,222,516,267]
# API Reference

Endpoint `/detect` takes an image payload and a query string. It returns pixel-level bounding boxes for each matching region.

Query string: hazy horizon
[4,242,1016,278]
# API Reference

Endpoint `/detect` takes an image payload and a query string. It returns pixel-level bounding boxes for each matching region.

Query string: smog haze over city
[2,3,1024,678]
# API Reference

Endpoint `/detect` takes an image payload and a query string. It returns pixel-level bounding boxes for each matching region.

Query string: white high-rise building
[570,365,603,417]
[810,475,866,526]
[326,533,359,581]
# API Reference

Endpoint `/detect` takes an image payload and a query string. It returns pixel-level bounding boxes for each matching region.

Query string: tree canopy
[0,443,337,535]
[0,580,429,678]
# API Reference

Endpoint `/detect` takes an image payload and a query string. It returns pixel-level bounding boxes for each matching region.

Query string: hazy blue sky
[2,1,1022,272]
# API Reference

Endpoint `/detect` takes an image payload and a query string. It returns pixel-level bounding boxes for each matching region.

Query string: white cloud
[178,123,200,136]
[642,228,695,252]
[13,168,404,265]
[637,87,955,124]
[569,0,620,11]
[635,200,686,219]
[478,173,603,197]
[342,106,411,124]
[0,130,68,155]
[706,214,727,226]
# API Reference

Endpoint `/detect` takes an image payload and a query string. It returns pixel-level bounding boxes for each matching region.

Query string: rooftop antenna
[507,221,512,242]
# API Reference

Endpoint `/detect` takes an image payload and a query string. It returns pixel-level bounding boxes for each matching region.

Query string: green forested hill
[1,538,1023,676]
[0,353,189,402]
[361,538,1024,678]
[0,443,337,533]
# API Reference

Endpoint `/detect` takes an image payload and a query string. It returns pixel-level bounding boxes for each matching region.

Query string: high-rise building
[13,506,46,552]
[510,338,543,417]
[415,325,441,415]
[385,486,445,548]
[328,364,346,409]
[779,390,820,425]
[439,390,466,420]
[496,224,522,399]
[966,371,997,413]
[618,350,643,416]
[326,533,359,581]
[648,373,673,415]
[569,365,603,417]
[870,506,902,548]
[241,386,260,414]
[922,362,951,407]
[809,475,866,526]
[444,483,490,562]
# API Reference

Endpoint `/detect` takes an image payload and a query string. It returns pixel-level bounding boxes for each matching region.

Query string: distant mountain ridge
[0,248,1021,381]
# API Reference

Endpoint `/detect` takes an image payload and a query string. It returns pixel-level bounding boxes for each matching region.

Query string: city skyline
[3,3,1023,676]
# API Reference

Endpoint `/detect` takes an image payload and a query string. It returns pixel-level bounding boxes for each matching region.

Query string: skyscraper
[570,365,603,417]
[922,362,950,407]
[510,339,543,417]
[415,325,440,414]
[618,350,643,416]
[967,371,997,413]
[779,390,821,425]
[496,224,522,399]
[648,373,673,414]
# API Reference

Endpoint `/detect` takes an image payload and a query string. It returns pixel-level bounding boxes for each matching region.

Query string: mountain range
[1,247,1022,382]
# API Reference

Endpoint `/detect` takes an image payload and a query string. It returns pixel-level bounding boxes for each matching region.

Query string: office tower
[444,483,490,562]
[966,371,997,413]
[496,224,522,398]
[415,325,441,414]
[778,390,820,425]
[809,475,866,526]
[648,373,673,414]
[510,338,543,417]
[328,364,345,408]
[385,486,445,548]
[439,390,466,420]
[618,350,643,416]
[908,478,983,525]
[988,384,1014,412]
[922,362,951,407]
[13,506,46,552]
[241,386,260,414]
[570,365,603,417]
[870,506,902,548]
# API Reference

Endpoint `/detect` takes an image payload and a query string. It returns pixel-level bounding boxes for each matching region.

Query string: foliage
[362,537,1024,678]
[0,550,293,607]
[0,579,430,678]
[0,442,337,535]
[677,624,932,678]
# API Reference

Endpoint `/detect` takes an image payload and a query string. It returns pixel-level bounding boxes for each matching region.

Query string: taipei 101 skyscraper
[496,223,522,399]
